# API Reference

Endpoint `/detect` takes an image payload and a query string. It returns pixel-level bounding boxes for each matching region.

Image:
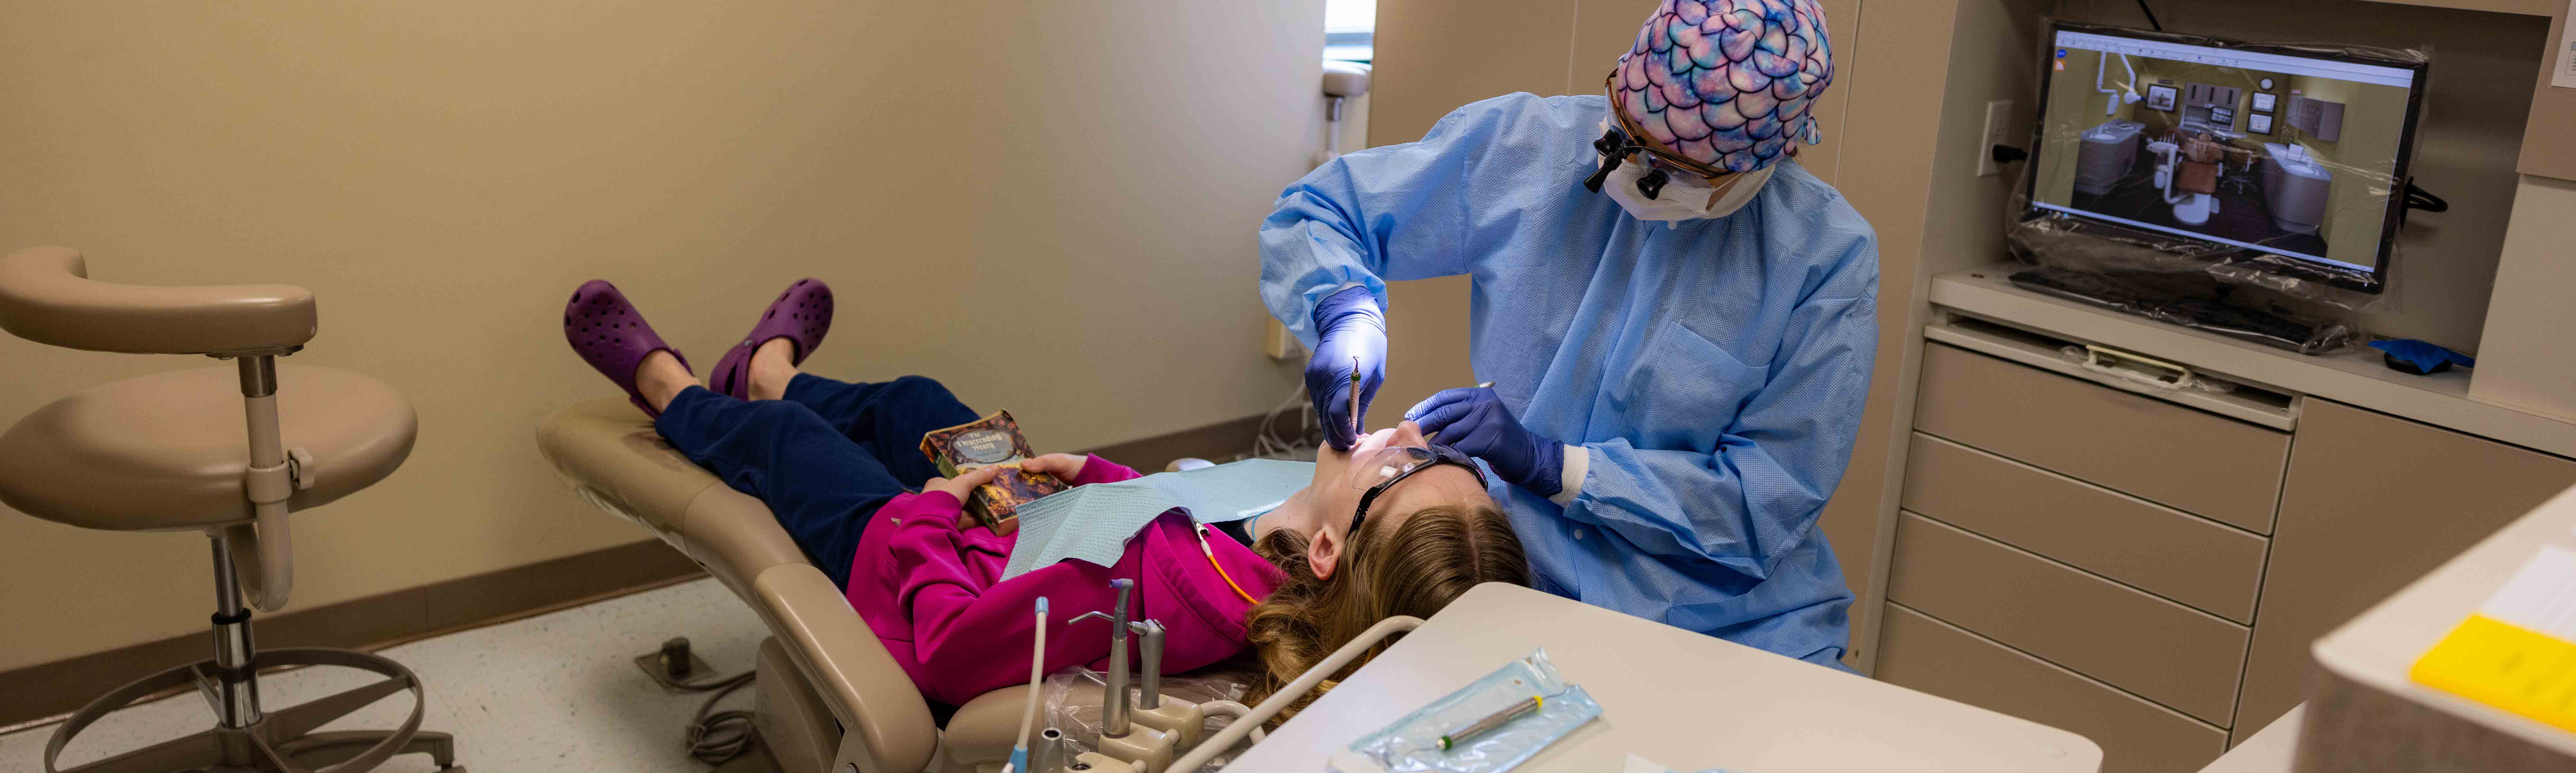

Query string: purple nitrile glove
[1406,386,1564,497]
[1306,286,1386,451]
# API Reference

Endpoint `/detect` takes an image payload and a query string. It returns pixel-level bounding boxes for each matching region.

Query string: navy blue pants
[655,374,979,588]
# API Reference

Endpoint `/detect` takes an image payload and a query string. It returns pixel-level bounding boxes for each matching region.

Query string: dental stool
[0,246,445,772]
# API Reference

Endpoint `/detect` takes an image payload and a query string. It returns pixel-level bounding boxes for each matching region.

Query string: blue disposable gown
[1259,93,1878,666]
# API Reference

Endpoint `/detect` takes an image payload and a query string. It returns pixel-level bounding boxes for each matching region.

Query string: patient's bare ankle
[748,337,799,401]
[636,351,695,412]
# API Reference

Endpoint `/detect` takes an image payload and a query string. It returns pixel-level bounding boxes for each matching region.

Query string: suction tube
[1010,597,1049,773]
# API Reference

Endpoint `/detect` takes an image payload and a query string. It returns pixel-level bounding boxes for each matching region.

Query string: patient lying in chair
[564,278,1527,715]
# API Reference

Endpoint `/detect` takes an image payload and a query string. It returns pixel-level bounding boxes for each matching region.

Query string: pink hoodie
[840,455,1291,706]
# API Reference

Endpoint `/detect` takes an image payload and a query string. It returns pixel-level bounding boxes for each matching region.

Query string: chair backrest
[0,246,316,355]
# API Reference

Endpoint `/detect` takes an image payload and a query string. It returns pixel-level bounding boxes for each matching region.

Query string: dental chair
[536,399,1258,773]
[0,246,445,772]
[2148,131,2229,226]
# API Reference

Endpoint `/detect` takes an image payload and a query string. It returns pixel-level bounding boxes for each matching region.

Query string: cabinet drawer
[1902,432,2268,623]
[1878,604,2229,773]
[1888,513,2250,725]
[1914,343,2289,533]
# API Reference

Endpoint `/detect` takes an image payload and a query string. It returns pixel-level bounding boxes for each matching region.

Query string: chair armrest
[0,246,315,354]
[751,563,938,773]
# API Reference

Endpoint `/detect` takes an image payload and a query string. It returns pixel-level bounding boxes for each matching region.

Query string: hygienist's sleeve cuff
[1549,444,1588,507]
[1321,281,1376,313]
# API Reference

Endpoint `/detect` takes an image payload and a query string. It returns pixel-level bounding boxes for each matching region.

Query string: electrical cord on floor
[2134,0,2163,31]
[677,669,760,765]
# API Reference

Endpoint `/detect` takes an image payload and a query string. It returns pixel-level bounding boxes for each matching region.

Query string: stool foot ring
[44,648,448,773]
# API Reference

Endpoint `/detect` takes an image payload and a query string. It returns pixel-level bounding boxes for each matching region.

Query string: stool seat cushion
[0,364,415,531]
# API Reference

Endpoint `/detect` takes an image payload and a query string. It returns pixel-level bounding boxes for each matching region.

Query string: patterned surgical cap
[1611,0,1834,173]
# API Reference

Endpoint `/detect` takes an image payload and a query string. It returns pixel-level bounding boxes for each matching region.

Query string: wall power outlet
[1978,99,2016,177]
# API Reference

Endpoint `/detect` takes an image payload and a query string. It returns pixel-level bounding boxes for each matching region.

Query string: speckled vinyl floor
[1,577,769,773]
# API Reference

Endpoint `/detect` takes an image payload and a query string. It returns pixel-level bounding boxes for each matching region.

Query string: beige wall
[0,1,1322,671]
[1826,0,2054,672]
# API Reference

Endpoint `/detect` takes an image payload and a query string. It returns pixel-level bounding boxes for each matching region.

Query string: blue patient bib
[998,458,1310,581]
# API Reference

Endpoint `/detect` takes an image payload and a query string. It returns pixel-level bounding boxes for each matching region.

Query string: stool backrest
[0,246,315,355]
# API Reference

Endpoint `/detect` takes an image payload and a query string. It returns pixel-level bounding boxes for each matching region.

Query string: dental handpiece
[1129,620,1165,710]
[1068,579,1137,736]
[1438,694,1543,751]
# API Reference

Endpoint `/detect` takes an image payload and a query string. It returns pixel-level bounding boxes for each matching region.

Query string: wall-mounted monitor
[2026,23,2430,295]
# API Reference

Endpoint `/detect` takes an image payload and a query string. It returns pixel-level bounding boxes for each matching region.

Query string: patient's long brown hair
[1239,504,1528,724]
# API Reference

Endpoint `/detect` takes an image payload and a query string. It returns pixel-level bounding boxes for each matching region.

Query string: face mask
[1593,121,1775,223]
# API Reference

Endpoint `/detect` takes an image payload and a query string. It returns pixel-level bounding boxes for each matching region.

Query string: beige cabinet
[2231,399,2576,741]
[1888,514,2249,725]
[1913,343,2290,533]
[1890,343,2267,771]
[1877,605,2228,773]
[1881,341,2576,769]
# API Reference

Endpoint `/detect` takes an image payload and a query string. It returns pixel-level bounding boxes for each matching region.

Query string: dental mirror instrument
[1350,357,1362,437]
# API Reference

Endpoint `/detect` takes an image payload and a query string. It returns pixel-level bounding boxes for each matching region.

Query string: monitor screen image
[2025,24,2427,293]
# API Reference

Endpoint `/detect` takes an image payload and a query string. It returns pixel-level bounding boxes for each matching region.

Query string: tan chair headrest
[1322,60,1371,98]
[0,246,316,355]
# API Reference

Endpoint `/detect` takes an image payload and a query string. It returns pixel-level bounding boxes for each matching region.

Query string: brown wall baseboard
[1,409,1288,730]
[0,539,703,729]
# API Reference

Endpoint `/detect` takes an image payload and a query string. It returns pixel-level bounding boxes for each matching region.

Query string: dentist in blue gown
[1259,0,1876,668]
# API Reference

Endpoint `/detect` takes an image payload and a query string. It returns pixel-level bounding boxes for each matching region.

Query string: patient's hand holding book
[919,411,1067,535]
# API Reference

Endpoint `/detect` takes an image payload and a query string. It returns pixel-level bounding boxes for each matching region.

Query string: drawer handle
[2079,344,2196,390]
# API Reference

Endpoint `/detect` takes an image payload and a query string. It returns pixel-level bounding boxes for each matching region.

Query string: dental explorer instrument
[1350,357,1362,437]
[1438,694,1544,750]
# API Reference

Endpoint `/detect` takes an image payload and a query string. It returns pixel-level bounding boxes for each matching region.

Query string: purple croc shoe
[708,278,834,400]
[564,280,692,417]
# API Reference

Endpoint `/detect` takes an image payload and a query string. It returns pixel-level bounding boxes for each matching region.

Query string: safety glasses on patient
[1350,444,1487,533]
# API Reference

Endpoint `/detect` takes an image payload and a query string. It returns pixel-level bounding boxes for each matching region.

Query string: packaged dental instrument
[1000,458,1310,581]
[920,411,1066,533]
[1330,648,1602,773]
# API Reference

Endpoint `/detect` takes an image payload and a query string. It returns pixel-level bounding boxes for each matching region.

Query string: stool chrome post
[206,531,264,729]
[238,354,284,474]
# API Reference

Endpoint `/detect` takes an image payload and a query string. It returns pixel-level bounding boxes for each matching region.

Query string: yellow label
[2410,613,2576,732]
